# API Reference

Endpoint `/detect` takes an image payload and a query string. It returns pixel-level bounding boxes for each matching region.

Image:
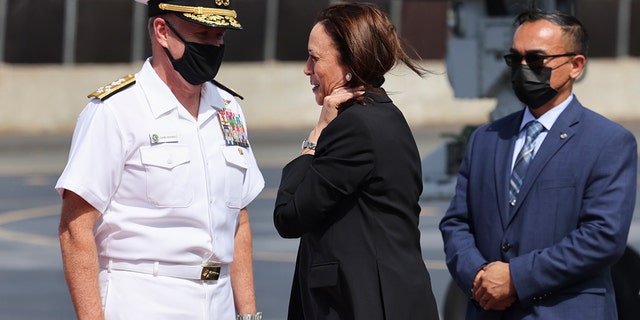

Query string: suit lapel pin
[560,133,568,139]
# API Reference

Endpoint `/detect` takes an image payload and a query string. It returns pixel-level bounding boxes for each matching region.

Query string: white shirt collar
[137,58,182,118]
[137,58,227,120]
[520,94,574,132]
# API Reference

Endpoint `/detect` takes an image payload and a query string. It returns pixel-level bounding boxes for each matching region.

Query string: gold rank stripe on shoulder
[212,80,244,100]
[87,74,136,101]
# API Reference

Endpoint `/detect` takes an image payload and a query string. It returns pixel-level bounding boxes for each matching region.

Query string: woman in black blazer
[273,2,439,319]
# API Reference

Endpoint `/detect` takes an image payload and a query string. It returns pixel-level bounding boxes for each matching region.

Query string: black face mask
[510,65,558,109]
[163,21,225,85]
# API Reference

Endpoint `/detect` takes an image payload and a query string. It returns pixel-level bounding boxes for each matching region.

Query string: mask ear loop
[161,19,189,64]
[163,19,188,43]
[551,57,576,91]
[553,73,573,92]
[551,58,573,70]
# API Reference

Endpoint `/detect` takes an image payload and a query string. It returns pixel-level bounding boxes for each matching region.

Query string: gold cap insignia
[147,0,242,30]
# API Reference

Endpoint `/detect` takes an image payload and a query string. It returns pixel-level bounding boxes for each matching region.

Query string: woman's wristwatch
[301,138,317,150]
[237,312,262,320]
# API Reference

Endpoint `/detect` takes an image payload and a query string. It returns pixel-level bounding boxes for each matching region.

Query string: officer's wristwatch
[301,138,317,150]
[237,312,262,320]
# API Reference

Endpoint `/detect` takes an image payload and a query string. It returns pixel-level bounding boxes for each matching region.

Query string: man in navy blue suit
[440,9,637,320]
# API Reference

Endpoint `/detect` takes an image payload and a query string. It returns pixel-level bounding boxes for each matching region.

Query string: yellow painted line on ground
[0,204,60,225]
[0,228,58,246]
[0,204,61,246]
[0,205,451,269]
[0,165,63,176]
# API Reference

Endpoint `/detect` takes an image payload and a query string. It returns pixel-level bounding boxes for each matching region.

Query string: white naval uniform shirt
[56,59,264,266]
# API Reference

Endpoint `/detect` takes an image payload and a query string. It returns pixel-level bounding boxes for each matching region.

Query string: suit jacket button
[502,242,511,252]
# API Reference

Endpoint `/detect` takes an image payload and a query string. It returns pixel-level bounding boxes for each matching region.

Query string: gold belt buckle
[200,265,221,280]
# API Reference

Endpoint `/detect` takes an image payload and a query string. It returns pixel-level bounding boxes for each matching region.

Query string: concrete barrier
[0,58,638,133]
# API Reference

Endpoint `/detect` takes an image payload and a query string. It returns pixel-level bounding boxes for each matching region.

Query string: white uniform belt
[103,258,229,281]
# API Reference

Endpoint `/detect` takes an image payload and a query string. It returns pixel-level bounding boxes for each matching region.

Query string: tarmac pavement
[1,121,640,319]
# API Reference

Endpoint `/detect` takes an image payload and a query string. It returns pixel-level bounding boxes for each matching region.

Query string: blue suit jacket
[440,98,637,319]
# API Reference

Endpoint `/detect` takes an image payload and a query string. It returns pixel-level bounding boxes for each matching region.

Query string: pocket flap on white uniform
[222,147,248,169]
[140,145,190,169]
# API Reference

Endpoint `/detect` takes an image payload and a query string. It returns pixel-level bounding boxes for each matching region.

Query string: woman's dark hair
[316,2,429,96]
[514,8,590,56]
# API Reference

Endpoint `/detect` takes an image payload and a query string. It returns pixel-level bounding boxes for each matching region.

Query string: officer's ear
[152,17,170,47]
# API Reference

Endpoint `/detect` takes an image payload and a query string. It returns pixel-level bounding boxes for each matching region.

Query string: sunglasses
[503,52,576,69]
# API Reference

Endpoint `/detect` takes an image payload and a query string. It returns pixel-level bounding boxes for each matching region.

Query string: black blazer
[274,92,439,319]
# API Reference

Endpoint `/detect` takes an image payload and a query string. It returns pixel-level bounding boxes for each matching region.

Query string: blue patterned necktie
[509,121,544,206]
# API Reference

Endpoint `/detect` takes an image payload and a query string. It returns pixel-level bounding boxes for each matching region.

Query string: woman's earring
[345,73,352,81]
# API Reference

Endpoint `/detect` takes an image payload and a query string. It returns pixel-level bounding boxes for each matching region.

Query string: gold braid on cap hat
[158,3,237,18]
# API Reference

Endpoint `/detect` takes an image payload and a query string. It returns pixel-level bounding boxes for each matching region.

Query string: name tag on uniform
[149,133,180,144]
[217,108,249,148]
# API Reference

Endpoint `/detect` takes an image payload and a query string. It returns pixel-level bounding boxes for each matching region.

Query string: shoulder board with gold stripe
[87,74,136,101]
[212,80,244,100]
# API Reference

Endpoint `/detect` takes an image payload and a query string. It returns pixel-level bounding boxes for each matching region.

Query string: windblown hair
[316,2,429,94]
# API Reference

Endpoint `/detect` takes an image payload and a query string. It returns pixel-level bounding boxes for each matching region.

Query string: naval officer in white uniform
[56,1,264,319]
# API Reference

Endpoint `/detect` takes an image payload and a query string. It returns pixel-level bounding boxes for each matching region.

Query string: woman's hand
[307,87,365,145]
[302,87,364,155]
